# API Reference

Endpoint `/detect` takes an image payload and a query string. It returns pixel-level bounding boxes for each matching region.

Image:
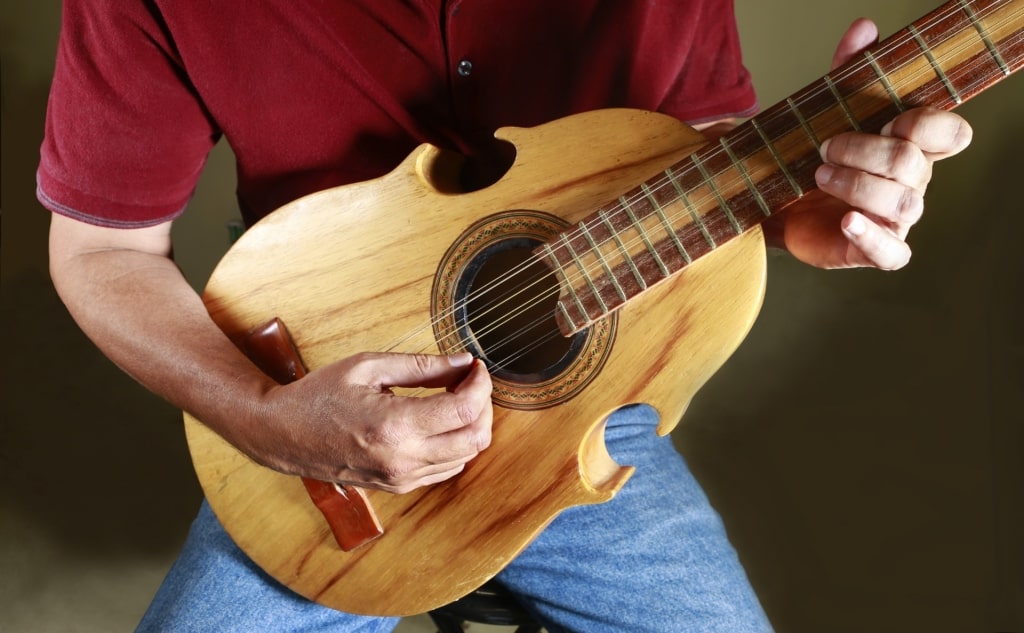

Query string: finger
[429,359,493,434]
[421,427,490,467]
[841,211,912,270]
[338,418,485,493]
[391,358,493,437]
[831,18,878,69]
[364,371,493,493]
[815,162,923,232]
[880,107,973,159]
[819,133,932,192]
[425,375,494,458]
[418,360,494,460]
[344,460,472,494]
[349,351,476,391]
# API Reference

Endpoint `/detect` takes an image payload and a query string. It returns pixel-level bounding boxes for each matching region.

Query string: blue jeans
[138,405,772,632]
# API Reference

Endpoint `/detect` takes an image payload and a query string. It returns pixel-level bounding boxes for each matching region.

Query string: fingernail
[448,352,474,367]
[818,138,832,162]
[844,213,866,237]
[816,163,834,186]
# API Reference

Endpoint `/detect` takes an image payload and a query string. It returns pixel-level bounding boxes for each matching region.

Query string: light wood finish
[183,0,1024,616]
[184,109,768,615]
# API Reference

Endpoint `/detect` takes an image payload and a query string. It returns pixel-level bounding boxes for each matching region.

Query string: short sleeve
[657,0,758,124]
[37,0,219,228]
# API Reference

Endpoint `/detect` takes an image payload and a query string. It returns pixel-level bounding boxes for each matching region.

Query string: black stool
[427,580,543,632]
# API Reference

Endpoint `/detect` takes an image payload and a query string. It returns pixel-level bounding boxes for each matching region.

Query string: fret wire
[556,301,578,333]
[541,243,589,322]
[665,167,716,248]
[864,50,906,111]
[549,2,1016,319]
[559,234,608,314]
[641,182,691,265]
[909,24,964,104]
[749,118,804,197]
[719,136,772,217]
[579,219,628,303]
[692,154,742,234]
[613,201,661,284]
[958,0,1012,75]
[785,97,822,150]
[601,207,647,291]
[572,4,1012,318]
[823,74,863,130]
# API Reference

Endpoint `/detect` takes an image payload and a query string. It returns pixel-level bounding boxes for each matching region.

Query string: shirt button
[457,59,473,77]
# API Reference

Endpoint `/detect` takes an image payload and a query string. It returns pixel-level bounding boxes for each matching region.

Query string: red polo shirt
[38,0,757,228]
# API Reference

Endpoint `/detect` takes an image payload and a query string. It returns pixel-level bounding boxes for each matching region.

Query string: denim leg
[136,501,399,633]
[495,404,773,633]
[141,405,768,632]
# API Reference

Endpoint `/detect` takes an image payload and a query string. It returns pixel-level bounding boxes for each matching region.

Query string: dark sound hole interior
[460,240,582,381]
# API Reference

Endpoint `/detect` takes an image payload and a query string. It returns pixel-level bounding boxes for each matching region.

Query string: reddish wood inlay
[243,318,384,551]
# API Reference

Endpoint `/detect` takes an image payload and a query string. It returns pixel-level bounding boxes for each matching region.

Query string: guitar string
[412,3,1024,372]
[422,6,1023,359]
[468,48,1016,378]
[387,1,1024,374]
[380,3,1021,373]
[476,20,1024,373]
[436,0,1012,309]
[414,0,1022,355]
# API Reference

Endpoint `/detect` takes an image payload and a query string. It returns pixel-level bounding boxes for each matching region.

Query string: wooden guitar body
[181,0,1024,615]
[184,108,767,615]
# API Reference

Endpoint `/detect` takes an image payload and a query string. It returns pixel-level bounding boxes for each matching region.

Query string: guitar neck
[545,0,1024,336]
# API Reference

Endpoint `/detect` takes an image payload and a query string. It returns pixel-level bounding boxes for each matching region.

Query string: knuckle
[950,116,973,150]
[475,428,493,451]
[410,353,434,375]
[377,458,415,486]
[348,351,375,366]
[896,189,923,223]
[846,169,872,199]
[886,139,923,180]
[363,417,405,450]
[453,400,478,427]
[344,351,378,378]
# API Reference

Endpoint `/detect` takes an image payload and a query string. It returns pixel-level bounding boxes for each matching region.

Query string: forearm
[47,213,493,492]
[48,218,275,456]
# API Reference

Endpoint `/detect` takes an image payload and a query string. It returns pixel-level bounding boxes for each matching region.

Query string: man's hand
[253,352,493,495]
[49,214,492,497]
[766,18,973,270]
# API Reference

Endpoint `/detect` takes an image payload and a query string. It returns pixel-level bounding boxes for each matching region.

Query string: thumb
[368,352,477,390]
[831,18,879,70]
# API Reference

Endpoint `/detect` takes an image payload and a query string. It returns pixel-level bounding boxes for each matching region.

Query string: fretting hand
[765,18,973,270]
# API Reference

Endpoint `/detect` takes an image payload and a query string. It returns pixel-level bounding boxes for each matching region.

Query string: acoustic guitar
[184,0,1023,616]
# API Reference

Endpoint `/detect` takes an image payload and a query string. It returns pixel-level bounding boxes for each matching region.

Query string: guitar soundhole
[433,209,615,409]
[456,238,586,383]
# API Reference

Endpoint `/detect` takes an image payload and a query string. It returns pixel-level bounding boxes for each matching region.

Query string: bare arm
[48,214,492,493]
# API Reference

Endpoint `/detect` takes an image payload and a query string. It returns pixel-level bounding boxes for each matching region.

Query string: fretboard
[542,0,1024,336]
